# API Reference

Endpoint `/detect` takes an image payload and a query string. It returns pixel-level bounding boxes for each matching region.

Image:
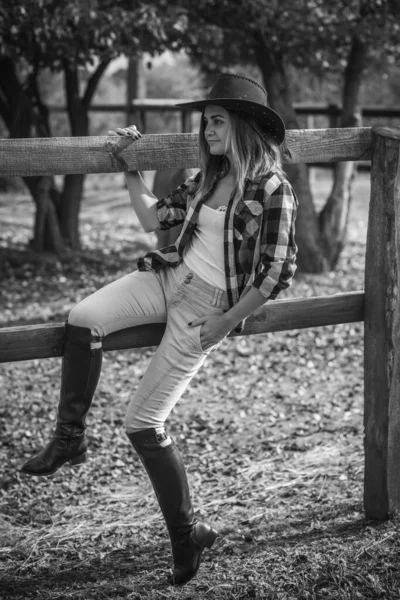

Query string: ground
[1,169,399,599]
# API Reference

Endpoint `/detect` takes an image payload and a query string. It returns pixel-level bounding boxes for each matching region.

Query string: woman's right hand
[106,125,142,172]
[107,125,142,140]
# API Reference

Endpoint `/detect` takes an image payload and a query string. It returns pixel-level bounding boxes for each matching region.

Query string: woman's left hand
[107,125,142,139]
[189,313,232,351]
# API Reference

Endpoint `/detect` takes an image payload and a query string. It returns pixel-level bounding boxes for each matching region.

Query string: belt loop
[211,287,222,307]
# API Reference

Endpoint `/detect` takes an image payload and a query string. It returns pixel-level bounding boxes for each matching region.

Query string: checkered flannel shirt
[137,170,298,329]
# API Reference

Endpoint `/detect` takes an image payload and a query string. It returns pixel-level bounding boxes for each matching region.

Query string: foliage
[178,0,400,76]
[0,0,183,69]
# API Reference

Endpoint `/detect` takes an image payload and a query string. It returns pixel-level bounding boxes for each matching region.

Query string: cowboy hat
[176,72,285,145]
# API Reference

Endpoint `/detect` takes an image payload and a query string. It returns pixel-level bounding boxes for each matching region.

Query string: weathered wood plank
[0,128,371,178]
[285,127,371,165]
[364,126,400,520]
[0,291,364,363]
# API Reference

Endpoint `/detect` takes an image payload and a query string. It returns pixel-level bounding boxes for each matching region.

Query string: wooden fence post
[181,110,192,133]
[126,57,146,130]
[364,126,400,519]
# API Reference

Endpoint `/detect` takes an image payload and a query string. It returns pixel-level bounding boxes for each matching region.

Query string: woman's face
[203,105,230,156]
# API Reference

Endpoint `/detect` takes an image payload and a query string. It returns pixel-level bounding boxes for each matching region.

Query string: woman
[21,73,298,586]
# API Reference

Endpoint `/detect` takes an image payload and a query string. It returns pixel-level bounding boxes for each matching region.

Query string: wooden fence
[48,100,400,133]
[0,125,399,521]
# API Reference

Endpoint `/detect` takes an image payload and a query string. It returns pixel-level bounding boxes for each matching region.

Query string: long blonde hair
[197,108,285,199]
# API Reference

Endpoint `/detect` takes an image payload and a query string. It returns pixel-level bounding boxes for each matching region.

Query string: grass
[1,168,400,599]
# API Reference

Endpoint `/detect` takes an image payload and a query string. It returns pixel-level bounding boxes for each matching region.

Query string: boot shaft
[57,323,103,433]
[128,428,218,587]
[20,323,102,477]
[127,428,195,533]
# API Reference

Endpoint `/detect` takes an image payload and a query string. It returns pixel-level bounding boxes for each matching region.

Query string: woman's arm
[123,170,160,233]
[108,125,196,233]
[188,287,267,349]
[108,126,160,233]
[253,180,298,299]
[221,287,267,330]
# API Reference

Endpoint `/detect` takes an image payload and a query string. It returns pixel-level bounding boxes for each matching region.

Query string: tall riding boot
[127,428,218,586]
[20,323,103,477]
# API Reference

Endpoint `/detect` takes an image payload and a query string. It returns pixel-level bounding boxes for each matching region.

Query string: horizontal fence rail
[0,292,364,363]
[0,127,372,177]
[46,101,400,119]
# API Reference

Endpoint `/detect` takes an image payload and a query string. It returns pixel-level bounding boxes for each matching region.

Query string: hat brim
[175,98,285,144]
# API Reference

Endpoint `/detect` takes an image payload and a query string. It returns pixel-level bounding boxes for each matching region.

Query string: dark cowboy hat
[176,72,285,145]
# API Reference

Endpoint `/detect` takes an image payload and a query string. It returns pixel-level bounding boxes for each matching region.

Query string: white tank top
[183,204,226,290]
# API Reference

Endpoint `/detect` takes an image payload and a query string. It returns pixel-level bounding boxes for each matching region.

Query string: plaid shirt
[138,170,298,327]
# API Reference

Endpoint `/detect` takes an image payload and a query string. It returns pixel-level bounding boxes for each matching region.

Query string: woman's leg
[20,270,167,476]
[67,269,168,338]
[125,265,228,585]
[128,428,217,587]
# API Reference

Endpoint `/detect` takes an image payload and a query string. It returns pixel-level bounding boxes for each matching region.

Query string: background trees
[0,0,399,272]
[0,0,183,254]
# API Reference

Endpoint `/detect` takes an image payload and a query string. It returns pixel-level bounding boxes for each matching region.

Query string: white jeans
[68,262,229,432]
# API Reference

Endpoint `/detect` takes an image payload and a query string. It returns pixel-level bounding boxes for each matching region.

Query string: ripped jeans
[68,261,229,432]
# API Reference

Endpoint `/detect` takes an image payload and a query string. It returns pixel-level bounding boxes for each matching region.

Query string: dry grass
[1,169,400,599]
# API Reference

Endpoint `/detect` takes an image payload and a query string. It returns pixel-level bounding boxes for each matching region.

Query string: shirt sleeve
[252,179,298,300]
[156,171,202,231]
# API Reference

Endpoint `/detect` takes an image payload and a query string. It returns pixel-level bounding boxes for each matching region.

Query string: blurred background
[0,0,399,273]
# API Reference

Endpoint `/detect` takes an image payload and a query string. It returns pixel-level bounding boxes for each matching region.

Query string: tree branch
[0,58,22,130]
[26,70,52,137]
[83,59,111,108]
[0,90,11,129]
[63,63,79,111]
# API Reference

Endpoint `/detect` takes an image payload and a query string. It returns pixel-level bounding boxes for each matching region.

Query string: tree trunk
[24,176,66,255]
[256,31,370,273]
[0,58,111,257]
[318,162,356,267]
[0,57,68,256]
[59,61,111,251]
[319,34,369,268]
[28,187,67,255]
[59,175,84,250]
[58,65,91,251]
[255,42,327,272]
[126,56,147,129]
